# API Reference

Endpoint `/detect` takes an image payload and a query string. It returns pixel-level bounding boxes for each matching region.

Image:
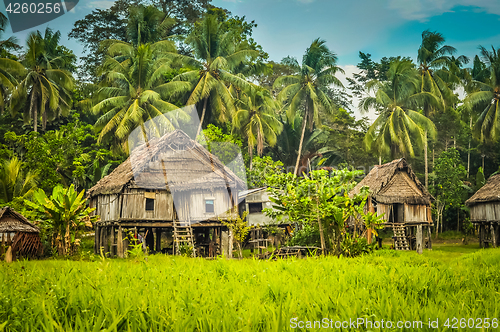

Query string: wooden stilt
[146,228,154,252]
[1,233,5,256]
[156,228,162,252]
[94,225,99,254]
[427,226,432,250]
[117,226,124,258]
[479,224,484,248]
[416,225,423,254]
[109,226,115,257]
[491,224,497,248]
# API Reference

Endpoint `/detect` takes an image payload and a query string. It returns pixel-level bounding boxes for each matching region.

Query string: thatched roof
[466,174,500,206]
[350,158,433,205]
[88,130,246,197]
[0,207,39,233]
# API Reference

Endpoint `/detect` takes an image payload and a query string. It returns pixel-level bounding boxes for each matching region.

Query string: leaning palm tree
[170,14,259,137]
[232,85,283,169]
[0,156,38,204]
[92,40,191,149]
[0,12,21,56]
[361,59,437,158]
[11,28,74,132]
[0,58,25,114]
[465,46,500,142]
[274,38,344,175]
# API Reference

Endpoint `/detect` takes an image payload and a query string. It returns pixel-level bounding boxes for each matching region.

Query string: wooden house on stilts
[88,130,245,258]
[349,158,433,253]
[465,174,500,248]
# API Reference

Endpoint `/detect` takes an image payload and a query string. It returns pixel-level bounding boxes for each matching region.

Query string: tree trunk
[457,208,460,232]
[379,155,381,166]
[424,130,428,188]
[31,89,38,133]
[315,182,325,255]
[196,97,209,139]
[228,227,233,259]
[294,103,309,176]
[467,116,472,179]
[249,147,253,171]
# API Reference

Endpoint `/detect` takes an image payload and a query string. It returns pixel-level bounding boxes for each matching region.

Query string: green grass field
[1,244,499,331]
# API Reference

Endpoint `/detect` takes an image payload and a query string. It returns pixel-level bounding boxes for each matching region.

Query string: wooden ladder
[173,219,196,257]
[393,225,410,251]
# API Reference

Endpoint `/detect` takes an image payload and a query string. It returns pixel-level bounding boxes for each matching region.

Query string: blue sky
[2,0,500,119]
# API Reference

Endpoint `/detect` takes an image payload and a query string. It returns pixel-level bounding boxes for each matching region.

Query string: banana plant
[25,184,98,255]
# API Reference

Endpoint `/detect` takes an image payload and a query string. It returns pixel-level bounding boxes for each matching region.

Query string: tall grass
[0,249,499,331]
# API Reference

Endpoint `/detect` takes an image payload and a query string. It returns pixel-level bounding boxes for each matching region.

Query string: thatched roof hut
[0,206,42,258]
[351,158,433,206]
[465,174,500,248]
[350,158,433,224]
[465,174,500,222]
[89,129,245,197]
[88,129,246,258]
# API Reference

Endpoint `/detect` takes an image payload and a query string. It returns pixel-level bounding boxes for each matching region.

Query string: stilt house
[465,174,500,248]
[0,206,42,259]
[88,130,245,257]
[349,158,433,253]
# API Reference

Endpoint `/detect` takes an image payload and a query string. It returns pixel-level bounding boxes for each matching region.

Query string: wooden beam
[427,225,432,250]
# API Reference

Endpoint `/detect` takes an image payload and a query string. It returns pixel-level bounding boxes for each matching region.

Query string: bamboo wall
[470,202,500,222]
[376,203,431,223]
[91,188,237,222]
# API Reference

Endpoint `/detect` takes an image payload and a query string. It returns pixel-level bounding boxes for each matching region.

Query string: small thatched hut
[350,158,433,253]
[465,174,500,248]
[88,130,246,258]
[0,206,42,259]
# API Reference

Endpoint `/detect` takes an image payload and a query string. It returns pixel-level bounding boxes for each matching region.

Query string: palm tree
[127,5,176,46]
[274,38,344,175]
[171,14,259,137]
[92,40,191,149]
[417,30,463,187]
[465,46,500,142]
[0,13,25,114]
[361,59,437,158]
[11,28,74,132]
[0,156,38,204]
[232,85,282,169]
[0,12,21,57]
[417,30,461,113]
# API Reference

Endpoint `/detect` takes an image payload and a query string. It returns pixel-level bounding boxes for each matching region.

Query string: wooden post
[491,224,497,248]
[117,226,124,258]
[416,225,423,254]
[94,225,99,254]
[146,228,154,252]
[156,228,162,252]
[1,233,5,256]
[427,226,432,250]
[104,226,110,255]
[123,232,130,258]
[110,226,115,257]
[479,224,485,248]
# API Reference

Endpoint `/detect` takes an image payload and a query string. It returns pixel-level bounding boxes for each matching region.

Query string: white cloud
[86,0,115,10]
[388,0,500,22]
[336,65,378,122]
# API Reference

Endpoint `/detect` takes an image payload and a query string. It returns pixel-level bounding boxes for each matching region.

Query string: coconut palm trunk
[294,103,308,176]
[30,89,37,132]
[196,97,209,138]
[424,130,428,188]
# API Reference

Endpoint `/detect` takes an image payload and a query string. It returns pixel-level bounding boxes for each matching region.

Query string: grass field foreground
[0,247,499,331]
